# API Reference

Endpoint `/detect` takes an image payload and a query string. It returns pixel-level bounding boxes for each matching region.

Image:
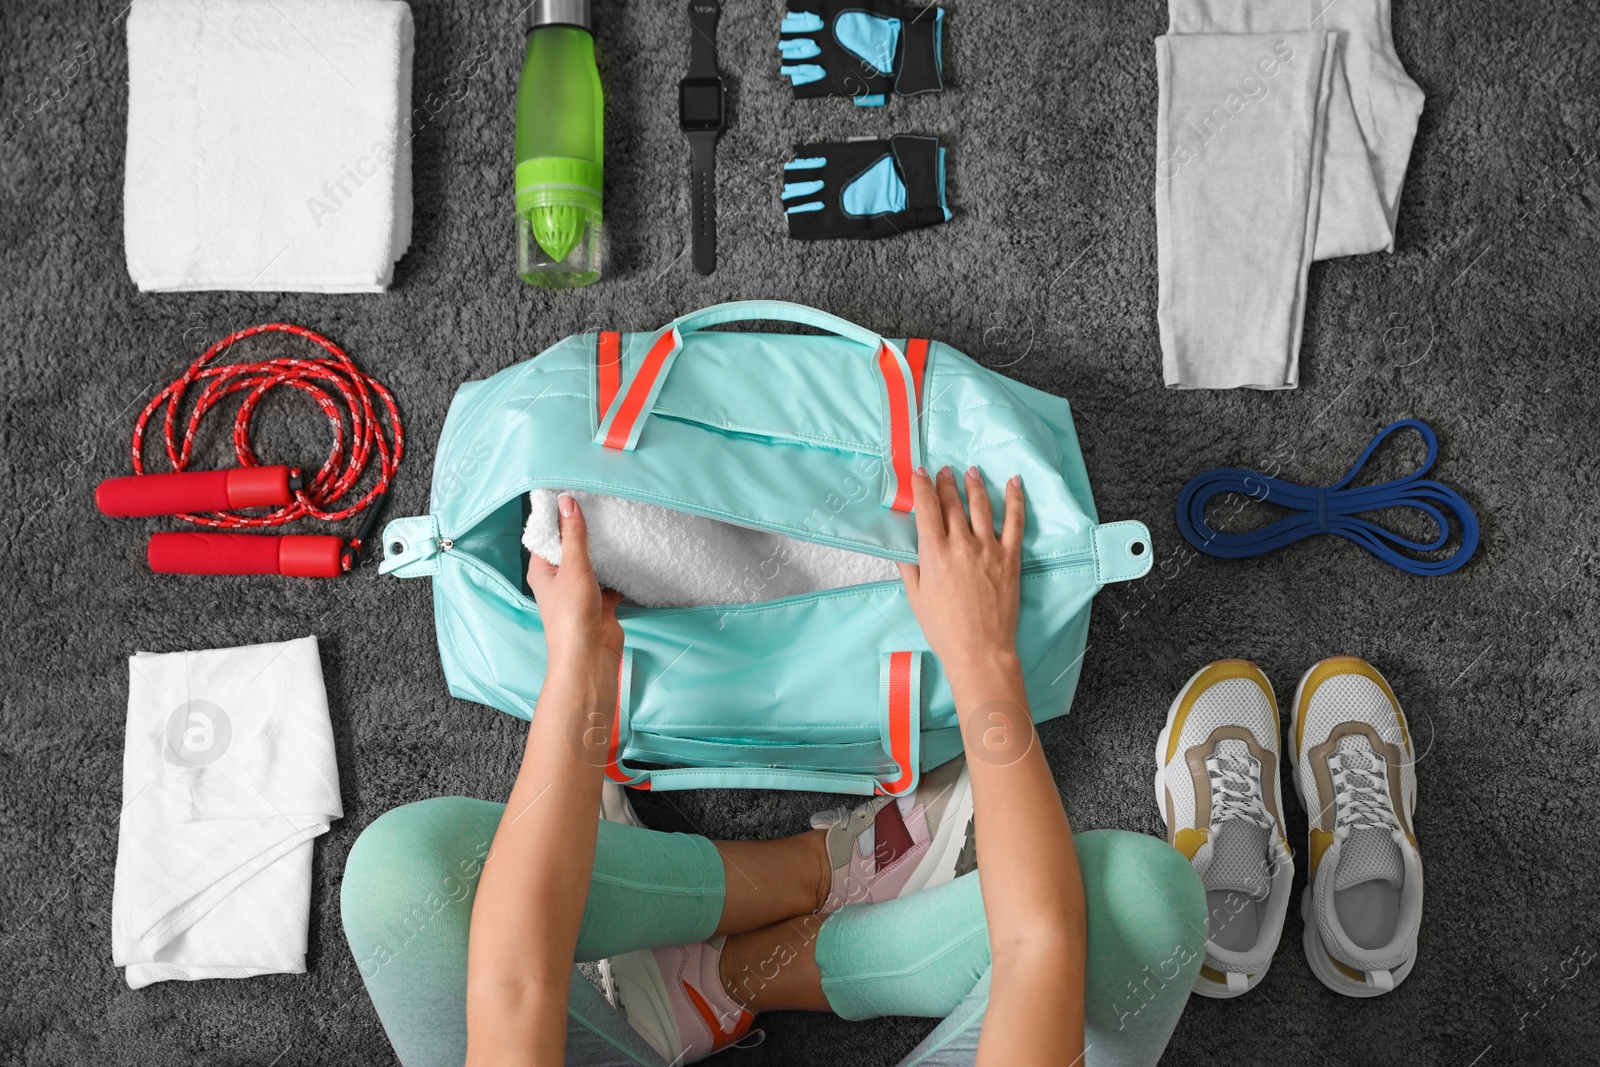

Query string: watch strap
[688,0,720,79]
[689,130,718,274]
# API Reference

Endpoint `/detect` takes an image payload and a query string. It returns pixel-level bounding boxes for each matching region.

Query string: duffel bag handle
[593,302,926,511]
[667,300,885,350]
[644,767,884,795]
[604,649,923,796]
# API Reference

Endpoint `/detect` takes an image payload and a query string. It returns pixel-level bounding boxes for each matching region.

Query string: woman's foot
[812,755,976,913]
[606,936,761,1063]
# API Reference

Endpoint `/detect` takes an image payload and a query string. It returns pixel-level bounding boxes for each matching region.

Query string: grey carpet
[2,0,1598,1064]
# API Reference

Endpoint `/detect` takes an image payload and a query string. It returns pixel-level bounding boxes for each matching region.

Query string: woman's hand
[473,494,625,1067]
[898,467,1085,1067]
[526,494,624,672]
[897,466,1025,693]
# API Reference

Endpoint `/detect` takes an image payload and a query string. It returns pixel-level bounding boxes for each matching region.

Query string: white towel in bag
[112,636,342,989]
[123,0,414,293]
[524,490,900,609]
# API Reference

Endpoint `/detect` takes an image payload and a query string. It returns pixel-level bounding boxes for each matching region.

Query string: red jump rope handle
[96,466,296,518]
[147,532,345,578]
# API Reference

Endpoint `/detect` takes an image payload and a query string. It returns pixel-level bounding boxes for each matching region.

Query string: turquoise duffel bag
[380,301,1152,795]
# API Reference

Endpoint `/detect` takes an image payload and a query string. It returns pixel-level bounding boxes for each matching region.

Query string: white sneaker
[1292,657,1423,997]
[1155,660,1294,998]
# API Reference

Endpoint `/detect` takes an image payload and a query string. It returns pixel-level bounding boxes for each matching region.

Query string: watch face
[679,78,724,131]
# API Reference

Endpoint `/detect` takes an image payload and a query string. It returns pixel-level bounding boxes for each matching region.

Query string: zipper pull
[379,515,449,578]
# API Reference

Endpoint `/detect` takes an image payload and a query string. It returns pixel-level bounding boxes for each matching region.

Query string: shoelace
[1329,749,1403,837]
[1205,752,1273,831]
[1175,419,1480,577]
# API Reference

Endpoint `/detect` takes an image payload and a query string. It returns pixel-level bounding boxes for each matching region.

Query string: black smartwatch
[679,0,727,276]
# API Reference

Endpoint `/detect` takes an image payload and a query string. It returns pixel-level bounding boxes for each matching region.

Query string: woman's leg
[1076,830,1208,1064]
[339,797,663,1066]
[726,865,989,1019]
[722,829,1206,1067]
[705,831,831,939]
[338,796,828,1066]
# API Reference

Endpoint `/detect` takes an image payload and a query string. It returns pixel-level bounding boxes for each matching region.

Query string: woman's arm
[898,466,1087,1066]
[465,495,623,1067]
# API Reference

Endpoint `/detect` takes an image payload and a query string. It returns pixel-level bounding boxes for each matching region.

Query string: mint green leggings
[340,797,1205,1067]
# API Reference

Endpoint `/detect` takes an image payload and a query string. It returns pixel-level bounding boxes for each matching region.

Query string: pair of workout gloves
[778,0,952,241]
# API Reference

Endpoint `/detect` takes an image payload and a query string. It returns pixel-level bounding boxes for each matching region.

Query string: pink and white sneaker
[605,759,975,1062]
[813,755,976,913]
[606,936,761,1064]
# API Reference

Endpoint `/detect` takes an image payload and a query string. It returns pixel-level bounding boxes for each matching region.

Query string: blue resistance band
[1174,419,1481,577]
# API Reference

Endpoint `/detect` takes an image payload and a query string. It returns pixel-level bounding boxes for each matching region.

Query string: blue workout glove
[782,135,952,240]
[778,0,945,106]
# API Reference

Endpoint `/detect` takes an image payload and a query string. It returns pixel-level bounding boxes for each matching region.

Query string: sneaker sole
[1290,657,1419,998]
[604,949,683,1063]
[1153,659,1279,1000]
[594,956,618,1002]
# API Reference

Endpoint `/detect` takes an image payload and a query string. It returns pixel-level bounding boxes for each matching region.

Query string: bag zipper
[446,531,1094,620]
[438,478,1094,572]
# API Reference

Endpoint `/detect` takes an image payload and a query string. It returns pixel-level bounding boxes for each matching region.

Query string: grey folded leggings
[1155,0,1424,389]
[339,797,1207,1066]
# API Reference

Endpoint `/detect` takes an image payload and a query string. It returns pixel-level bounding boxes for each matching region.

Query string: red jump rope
[95,323,404,577]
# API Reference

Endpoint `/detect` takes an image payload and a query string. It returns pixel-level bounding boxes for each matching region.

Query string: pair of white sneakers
[1156,658,1424,998]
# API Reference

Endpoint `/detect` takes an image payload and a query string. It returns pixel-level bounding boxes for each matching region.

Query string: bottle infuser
[514,0,605,288]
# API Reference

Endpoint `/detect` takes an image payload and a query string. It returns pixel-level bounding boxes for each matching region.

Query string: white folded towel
[124,0,414,293]
[524,490,900,609]
[112,636,342,989]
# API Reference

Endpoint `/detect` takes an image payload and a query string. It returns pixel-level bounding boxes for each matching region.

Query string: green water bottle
[516,0,603,288]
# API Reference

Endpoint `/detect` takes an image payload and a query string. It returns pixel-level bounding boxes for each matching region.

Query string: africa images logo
[165,700,233,766]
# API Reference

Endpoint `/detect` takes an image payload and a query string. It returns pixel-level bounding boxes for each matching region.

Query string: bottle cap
[526,0,591,32]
